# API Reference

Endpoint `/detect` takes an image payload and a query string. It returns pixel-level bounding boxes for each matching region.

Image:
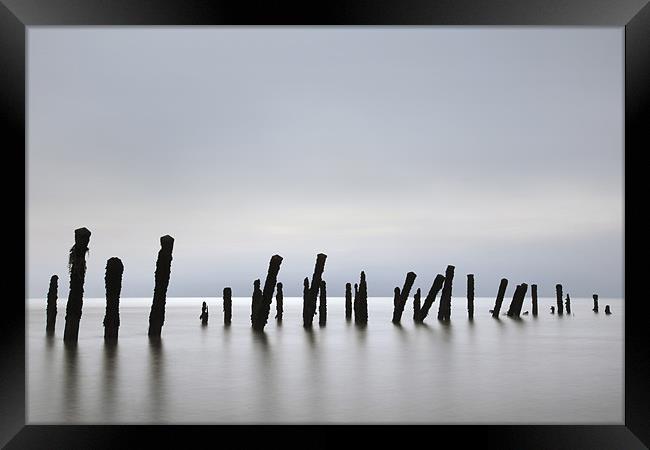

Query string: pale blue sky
[27,27,623,298]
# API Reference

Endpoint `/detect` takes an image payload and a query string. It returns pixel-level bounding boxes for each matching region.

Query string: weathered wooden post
[63,227,91,344]
[467,274,475,320]
[506,284,521,317]
[491,278,508,318]
[103,257,124,341]
[223,287,232,325]
[413,288,421,321]
[275,282,283,322]
[319,280,327,326]
[565,294,572,315]
[437,265,455,321]
[345,282,352,321]
[555,284,564,315]
[391,272,416,324]
[605,305,612,315]
[592,294,599,313]
[355,271,368,325]
[303,253,327,328]
[302,277,310,326]
[252,255,283,331]
[200,301,209,325]
[531,284,538,316]
[147,235,174,338]
[46,275,58,336]
[250,279,262,327]
[507,283,528,318]
[416,274,445,323]
[392,287,401,321]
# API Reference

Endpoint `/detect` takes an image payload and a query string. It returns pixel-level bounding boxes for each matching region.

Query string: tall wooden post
[556,284,564,315]
[46,275,58,336]
[302,277,311,327]
[345,282,352,321]
[252,255,283,331]
[319,280,327,326]
[251,279,262,327]
[437,265,455,321]
[103,257,124,341]
[531,284,538,316]
[355,271,368,325]
[223,287,232,325]
[303,254,326,328]
[565,294,572,315]
[148,235,174,338]
[467,274,475,320]
[63,227,91,343]
[391,272,416,324]
[275,282,284,322]
[592,294,599,313]
[491,278,508,318]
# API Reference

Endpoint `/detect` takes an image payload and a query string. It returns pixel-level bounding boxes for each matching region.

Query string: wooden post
[303,254,327,328]
[391,272,416,324]
[506,284,521,317]
[555,284,564,315]
[605,305,611,315]
[302,277,311,327]
[413,288,421,321]
[251,279,262,327]
[531,284,538,316]
[416,274,444,323]
[103,257,124,341]
[147,235,174,338]
[392,286,401,322]
[200,301,209,325]
[355,271,368,325]
[275,282,283,322]
[345,282,352,321]
[252,255,283,331]
[46,275,58,336]
[467,274,475,320]
[319,280,327,326]
[592,294,599,313]
[63,227,91,344]
[223,287,232,325]
[491,278,508,318]
[437,265,455,321]
[352,283,359,322]
[507,283,528,318]
[565,294,571,315]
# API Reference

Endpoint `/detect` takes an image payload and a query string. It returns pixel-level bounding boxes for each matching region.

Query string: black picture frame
[2,0,648,447]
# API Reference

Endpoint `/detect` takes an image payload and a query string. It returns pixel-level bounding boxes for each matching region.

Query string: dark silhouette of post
[392,287,401,321]
[467,274,475,320]
[392,272,416,324]
[555,284,564,315]
[507,283,528,318]
[565,294,572,315]
[223,287,232,325]
[592,294,599,313]
[531,284,538,316]
[416,274,444,323]
[103,257,124,341]
[413,288,421,321]
[250,279,262,327]
[551,306,555,314]
[506,284,521,317]
[148,235,174,338]
[302,277,310,327]
[353,283,359,321]
[63,227,91,344]
[303,253,327,328]
[275,282,283,322]
[437,265,455,321]
[355,271,368,325]
[605,305,612,315]
[319,280,327,326]
[252,254,283,331]
[491,278,509,318]
[200,301,208,325]
[345,283,352,321]
[46,275,58,336]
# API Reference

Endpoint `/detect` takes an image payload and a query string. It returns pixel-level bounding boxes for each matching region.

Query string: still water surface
[28,296,623,423]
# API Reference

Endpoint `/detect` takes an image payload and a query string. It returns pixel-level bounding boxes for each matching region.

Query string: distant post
[46,275,59,336]
[63,227,91,344]
[319,280,327,326]
[605,305,612,315]
[592,294,599,313]
[103,257,124,341]
[491,278,509,318]
[467,274,475,320]
[391,272,416,324]
[531,284,538,316]
[437,265,455,321]
[275,282,284,322]
[223,287,232,325]
[200,301,209,325]
[147,235,174,338]
[345,283,352,321]
[555,284,564,315]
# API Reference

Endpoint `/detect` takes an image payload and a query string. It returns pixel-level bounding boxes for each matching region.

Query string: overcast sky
[27,27,623,299]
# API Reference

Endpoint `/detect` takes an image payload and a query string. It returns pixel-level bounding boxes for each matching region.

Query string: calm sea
[27,296,623,424]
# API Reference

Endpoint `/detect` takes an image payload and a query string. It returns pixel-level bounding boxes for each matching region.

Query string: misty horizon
[27,27,623,298]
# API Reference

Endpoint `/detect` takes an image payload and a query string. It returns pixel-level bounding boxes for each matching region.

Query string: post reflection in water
[102,342,118,422]
[62,343,78,422]
[148,338,166,422]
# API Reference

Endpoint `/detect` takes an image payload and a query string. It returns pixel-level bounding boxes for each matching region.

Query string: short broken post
[416,274,445,323]
[413,288,421,321]
[391,272,416,324]
[250,279,262,327]
[531,284,538,316]
[46,275,59,336]
[200,301,209,325]
[467,274,475,320]
[63,227,92,344]
[275,282,283,322]
[223,287,232,325]
[491,278,509,318]
[437,265,455,321]
[302,278,310,326]
[592,294,599,313]
[319,280,327,327]
[345,283,352,321]
[103,257,124,341]
[148,235,174,338]
[556,284,564,315]
[605,305,612,315]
